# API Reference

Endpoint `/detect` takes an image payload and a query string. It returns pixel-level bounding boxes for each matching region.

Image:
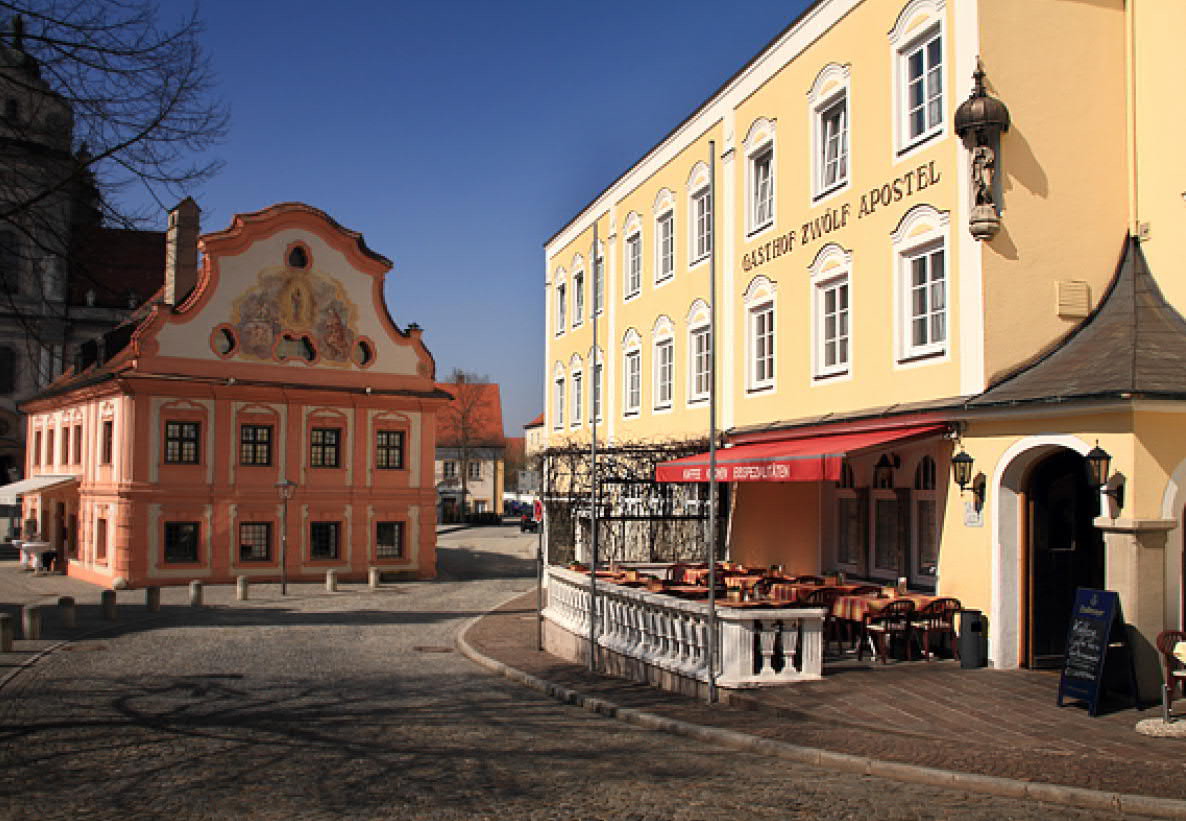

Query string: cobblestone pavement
[0,527,1158,819]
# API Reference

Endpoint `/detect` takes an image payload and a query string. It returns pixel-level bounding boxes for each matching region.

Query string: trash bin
[958,609,986,669]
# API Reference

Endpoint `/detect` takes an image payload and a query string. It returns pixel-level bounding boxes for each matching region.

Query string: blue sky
[163,0,812,434]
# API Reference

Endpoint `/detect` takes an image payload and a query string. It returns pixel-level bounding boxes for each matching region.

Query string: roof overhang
[0,475,79,505]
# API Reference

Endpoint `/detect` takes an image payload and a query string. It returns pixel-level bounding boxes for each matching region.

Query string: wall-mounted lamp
[1085,442,1124,510]
[874,453,900,487]
[951,448,986,511]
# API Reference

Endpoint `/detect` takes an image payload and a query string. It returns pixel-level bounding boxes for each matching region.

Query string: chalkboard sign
[1057,588,1137,716]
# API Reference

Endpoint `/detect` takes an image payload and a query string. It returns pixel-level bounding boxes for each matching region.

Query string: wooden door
[1027,450,1104,668]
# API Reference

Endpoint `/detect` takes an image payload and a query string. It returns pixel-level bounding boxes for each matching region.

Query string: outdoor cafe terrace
[541,562,965,692]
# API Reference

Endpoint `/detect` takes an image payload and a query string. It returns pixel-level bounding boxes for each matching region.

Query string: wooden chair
[793,575,825,585]
[801,587,843,650]
[859,599,916,663]
[665,563,689,583]
[910,597,962,661]
[1155,629,1186,704]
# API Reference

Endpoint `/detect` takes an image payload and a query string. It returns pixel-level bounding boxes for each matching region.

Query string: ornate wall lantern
[954,65,1011,241]
[951,448,986,511]
[1085,442,1124,510]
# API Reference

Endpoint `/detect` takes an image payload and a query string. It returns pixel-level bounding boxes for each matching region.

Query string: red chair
[801,587,843,651]
[910,597,962,661]
[859,599,916,663]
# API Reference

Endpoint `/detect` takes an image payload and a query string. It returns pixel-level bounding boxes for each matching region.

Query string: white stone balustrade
[543,566,825,688]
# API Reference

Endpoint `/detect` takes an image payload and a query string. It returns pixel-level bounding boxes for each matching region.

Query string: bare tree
[0,0,227,362]
[439,369,498,517]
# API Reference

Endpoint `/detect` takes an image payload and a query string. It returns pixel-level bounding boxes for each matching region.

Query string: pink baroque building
[14,200,449,588]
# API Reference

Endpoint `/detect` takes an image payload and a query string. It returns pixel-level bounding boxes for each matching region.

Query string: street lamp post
[275,479,297,595]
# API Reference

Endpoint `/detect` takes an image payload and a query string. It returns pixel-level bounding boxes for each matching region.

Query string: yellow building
[543,0,1185,695]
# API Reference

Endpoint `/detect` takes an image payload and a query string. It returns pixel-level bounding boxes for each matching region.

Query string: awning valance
[654,424,948,483]
[0,475,79,505]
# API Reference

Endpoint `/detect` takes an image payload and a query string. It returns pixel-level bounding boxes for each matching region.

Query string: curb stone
[456,605,1186,820]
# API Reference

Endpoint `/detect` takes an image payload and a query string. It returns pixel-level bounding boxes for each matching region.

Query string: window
[239,522,272,562]
[593,255,604,315]
[906,247,945,356]
[570,370,582,427]
[690,326,711,401]
[59,428,68,465]
[573,270,584,326]
[656,211,674,282]
[749,303,775,390]
[751,147,774,231]
[0,346,13,393]
[101,420,113,465]
[164,421,200,464]
[816,277,849,376]
[95,518,108,562]
[310,427,341,468]
[818,97,848,192]
[625,233,641,299]
[555,282,566,333]
[467,460,482,481]
[164,521,199,563]
[240,424,272,466]
[376,521,404,559]
[898,24,943,146]
[654,338,673,409]
[443,460,457,479]
[912,456,939,583]
[624,350,641,415]
[691,187,712,262]
[45,428,54,465]
[591,360,603,422]
[553,376,564,429]
[32,431,40,466]
[309,522,340,560]
[72,425,81,464]
[376,430,405,470]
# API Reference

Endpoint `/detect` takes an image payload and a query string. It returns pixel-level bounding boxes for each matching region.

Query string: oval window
[353,339,373,366]
[213,327,237,356]
[288,246,309,268]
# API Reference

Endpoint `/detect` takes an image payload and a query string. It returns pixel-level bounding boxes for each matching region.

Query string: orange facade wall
[727,481,821,574]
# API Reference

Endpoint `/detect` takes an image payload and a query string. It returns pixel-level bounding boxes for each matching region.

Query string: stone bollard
[368,567,380,591]
[145,586,161,613]
[0,613,13,651]
[58,596,77,629]
[236,576,249,601]
[189,580,203,607]
[21,605,41,640]
[325,569,337,592]
[100,589,117,621]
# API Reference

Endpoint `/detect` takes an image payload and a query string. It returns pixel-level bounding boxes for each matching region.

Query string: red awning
[654,424,948,483]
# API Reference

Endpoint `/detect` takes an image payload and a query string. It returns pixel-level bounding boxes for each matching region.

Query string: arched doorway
[1025,449,1105,668]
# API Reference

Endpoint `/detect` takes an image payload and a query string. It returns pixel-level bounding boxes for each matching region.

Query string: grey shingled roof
[970,236,1186,406]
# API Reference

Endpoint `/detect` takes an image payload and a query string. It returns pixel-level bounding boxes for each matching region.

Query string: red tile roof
[523,412,544,429]
[436,382,505,448]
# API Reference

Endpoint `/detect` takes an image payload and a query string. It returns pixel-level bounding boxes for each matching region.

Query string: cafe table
[767,582,870,604]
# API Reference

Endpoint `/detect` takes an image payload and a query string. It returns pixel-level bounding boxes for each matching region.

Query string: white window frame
[655,210,674,283]
[592,252,604,316]
[808,64,851,200]
[686,161,712,266]
[808,243,852,379]
[890,0,946,155]
[743,276,777,393]
[588,350,604,423]
[555,281,566,336]
[622,343,641,417]
[624,227,642,300]
[743,118,776,236]
[688,323,711,403]
[891,204,950,364]
[749,302,775,391]
[653,336,673,411]
[572,269,584,327]
[570,367,583,428]
[553,368,565,431]
[467,460,482,481]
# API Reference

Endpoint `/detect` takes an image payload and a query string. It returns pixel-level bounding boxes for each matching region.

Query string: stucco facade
[543,0,1185,698]
[18,201,448,588]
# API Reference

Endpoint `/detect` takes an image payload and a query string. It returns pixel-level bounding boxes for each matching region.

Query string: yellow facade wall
[978,0,1129,385]
[728,481,821,575]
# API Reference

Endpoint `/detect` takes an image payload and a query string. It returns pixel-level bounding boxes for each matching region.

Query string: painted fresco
[229,259,361,366]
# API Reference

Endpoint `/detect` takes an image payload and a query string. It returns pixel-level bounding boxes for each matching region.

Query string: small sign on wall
[963,501,983,527]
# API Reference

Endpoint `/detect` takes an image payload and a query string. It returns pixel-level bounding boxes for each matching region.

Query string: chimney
[164,197,200,306]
